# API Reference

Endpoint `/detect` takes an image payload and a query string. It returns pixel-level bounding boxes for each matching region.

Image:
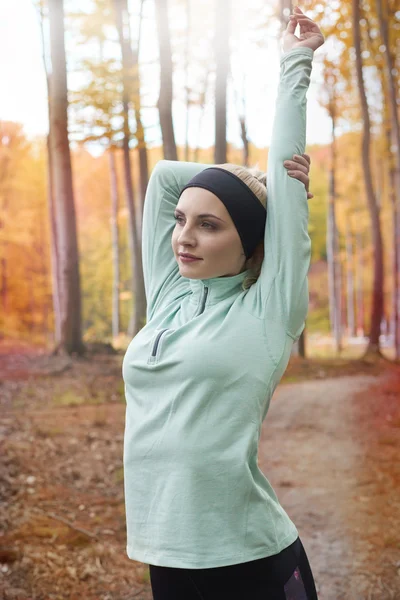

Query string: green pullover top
[122,46,314,569]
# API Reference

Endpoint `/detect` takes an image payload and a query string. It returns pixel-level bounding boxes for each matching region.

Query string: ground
[0,343,399,599]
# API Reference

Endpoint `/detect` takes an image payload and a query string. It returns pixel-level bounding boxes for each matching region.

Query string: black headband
[178,167,267,259]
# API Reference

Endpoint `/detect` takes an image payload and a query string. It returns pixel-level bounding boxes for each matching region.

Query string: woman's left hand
[283,6,325,53]
[284,153,314,199]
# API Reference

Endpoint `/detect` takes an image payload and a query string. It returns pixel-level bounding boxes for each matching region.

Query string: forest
[0,1,400,599]
[0,0,398,361]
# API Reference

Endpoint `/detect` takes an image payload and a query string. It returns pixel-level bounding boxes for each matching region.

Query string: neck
[188,268,252,308]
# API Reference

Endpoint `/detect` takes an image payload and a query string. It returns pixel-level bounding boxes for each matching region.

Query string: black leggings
[149,536,318,599]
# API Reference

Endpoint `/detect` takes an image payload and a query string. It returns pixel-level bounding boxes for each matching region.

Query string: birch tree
[352,0,384,357]
[214,0,231,164]
[154,0,178,161]
[114,0,147,335]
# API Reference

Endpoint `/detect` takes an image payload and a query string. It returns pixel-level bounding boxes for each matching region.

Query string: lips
[179,253,201,259]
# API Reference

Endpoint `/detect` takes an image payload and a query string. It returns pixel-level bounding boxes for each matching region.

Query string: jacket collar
[188,268,252,306]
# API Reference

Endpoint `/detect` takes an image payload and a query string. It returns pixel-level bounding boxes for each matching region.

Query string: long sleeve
[142,159,210,322]
[255,47,314,341]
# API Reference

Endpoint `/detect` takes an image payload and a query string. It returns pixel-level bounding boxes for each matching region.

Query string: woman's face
[171,187,247,279]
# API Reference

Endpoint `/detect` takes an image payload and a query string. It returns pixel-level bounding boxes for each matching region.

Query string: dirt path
[262,372,400,599]
[0,353,399,599]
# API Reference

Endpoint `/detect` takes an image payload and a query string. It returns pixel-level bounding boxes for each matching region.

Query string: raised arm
[254,10,324,340]
[142,160,209,322]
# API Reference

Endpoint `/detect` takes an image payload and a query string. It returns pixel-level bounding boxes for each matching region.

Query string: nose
[177,222,197,246]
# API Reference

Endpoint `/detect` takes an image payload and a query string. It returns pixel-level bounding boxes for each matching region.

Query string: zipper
[151,328,169,357]
[196,286,209,317]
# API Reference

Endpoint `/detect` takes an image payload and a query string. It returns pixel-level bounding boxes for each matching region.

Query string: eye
[173,215,216,230]
[201,222,215,229]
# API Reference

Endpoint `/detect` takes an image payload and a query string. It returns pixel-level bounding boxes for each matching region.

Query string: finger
[307,192,314,200]
[292,155,310,170]
[291,12,313,21]
[285,160,308,174]
[302,153,311,164]
[286,17,297,34]
[288,170,309,189]
[297,20,321,33]
[294,16,320,29]
[291,14,313,22]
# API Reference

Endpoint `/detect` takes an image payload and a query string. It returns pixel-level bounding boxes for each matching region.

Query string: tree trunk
[122,104,146,337]
[130,0,148,236]
[231,72,250,168]
[114,0,149,238]
[114,0,147,336]
[326,103,342,353]
[37,211,50,344]
[375,0,400,207]
[37,1,62,346]
[109,149,121,340]
[396,202,400,359]
[48,0,84,355]
[298,326,306,357]
[355,229,365,337]
[375,3,400,359]
[386,126,400,359]
[345,221,356,337]
[184,0,191,162]
[352,0,384,356]
[214,0,231,164]
[0,125,17,337]
[239,113,250,168]
[46,128,62,345]
[194,66,211,163]
[154,0,178,161]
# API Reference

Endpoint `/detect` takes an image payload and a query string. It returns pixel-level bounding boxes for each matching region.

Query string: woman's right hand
[283,6,325,54]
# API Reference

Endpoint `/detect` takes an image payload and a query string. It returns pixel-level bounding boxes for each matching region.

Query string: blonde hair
[214,162,267,290]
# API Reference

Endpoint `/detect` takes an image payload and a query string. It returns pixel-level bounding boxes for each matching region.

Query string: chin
[178,264,204,278]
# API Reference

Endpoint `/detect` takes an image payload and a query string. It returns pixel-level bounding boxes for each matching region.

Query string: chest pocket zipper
[149,328,169,363]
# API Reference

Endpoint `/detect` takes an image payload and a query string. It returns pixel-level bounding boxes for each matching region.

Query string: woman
[122,6,324,599]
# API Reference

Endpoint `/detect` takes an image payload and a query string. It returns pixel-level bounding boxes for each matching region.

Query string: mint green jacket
[122,47,314,569]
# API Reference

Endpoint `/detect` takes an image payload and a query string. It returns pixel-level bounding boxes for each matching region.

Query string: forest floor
[0,342,399,600]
